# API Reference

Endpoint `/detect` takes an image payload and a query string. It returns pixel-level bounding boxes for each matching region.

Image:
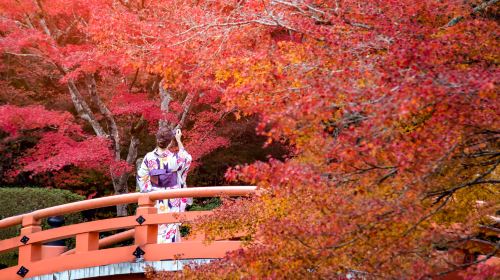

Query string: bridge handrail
[0,186,257,279]
[0,186,256,229]
[0,211,211,254]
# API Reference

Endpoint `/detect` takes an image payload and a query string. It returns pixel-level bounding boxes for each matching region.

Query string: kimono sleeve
[177,148,192,186]
[177,148,193,205]
[137,157,151,193]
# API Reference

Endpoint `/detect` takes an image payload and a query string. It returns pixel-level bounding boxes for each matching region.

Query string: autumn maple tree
[0,0,231,214]
[1,0,499,279]
[138,0,497,279]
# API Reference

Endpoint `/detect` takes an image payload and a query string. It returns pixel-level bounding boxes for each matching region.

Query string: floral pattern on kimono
[136,147,192,243]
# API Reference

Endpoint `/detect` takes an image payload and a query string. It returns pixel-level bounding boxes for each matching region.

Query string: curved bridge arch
[0,186,256,279]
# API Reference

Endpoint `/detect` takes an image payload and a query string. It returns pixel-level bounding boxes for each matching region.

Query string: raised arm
[175,128,185,151]
[175,129,192,187]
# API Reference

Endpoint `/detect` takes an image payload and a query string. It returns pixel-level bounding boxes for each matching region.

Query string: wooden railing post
[76,232,99,253]
[135,196,157,246]
[18,215,42,263]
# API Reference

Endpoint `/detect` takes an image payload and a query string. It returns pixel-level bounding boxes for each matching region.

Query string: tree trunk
[67,81,108,137]
[34,1,137,217]
[112,127,143,216]
[112,172,130,217]
[86,75,121,160]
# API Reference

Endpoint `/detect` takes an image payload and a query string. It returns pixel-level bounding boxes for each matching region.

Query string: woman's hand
[175,128,184,150]
[175,128,182,141]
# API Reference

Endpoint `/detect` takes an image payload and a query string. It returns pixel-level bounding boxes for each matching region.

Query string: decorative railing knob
[45,216,65,246]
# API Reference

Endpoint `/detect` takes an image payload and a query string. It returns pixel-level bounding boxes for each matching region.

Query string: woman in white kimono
[136,128,192,243]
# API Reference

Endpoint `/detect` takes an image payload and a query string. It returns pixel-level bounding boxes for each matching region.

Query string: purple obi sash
[149,168,177,188]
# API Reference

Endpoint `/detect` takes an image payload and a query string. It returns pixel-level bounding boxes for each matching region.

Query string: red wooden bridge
[0,186,256,280]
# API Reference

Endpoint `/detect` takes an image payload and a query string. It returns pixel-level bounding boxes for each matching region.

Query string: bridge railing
[0,186,256,279]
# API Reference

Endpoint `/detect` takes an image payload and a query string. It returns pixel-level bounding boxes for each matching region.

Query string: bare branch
[86,75,120,159]
[38,17,52,37]
[404,195,452,237]
[35,0,61,39]
[445,0,499,27]
[427,160,499,202]
[128,68,140,92]
[175,93,195,129]
[4,52,43,58]
[158,79,173,130]
[67,81,108,137]
[24,14,35,28]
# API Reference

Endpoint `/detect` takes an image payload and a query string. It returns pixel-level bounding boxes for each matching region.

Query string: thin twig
[445,0,499,27]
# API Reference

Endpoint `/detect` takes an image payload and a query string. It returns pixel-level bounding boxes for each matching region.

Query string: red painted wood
[0,186,256,229]
[0,186,257,279]
[0,242,242,279]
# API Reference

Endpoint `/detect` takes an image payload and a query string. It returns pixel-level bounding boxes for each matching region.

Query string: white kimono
[137,147,192,243]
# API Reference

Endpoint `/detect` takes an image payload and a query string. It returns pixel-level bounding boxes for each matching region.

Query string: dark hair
[156,127,174,148]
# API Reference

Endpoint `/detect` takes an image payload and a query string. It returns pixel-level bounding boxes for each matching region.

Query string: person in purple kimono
[137,128,192,243]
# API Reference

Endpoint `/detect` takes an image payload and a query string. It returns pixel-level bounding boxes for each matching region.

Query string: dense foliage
[0,0,241,215]
[0,187,84,267]
[0,0,498,279]
[143,0,497,279]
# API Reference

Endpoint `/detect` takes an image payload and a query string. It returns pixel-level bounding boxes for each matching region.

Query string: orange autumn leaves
[0,0,498,279]
[148,0,498,279]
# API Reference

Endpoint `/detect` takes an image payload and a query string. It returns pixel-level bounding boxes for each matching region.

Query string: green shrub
[0,187,84,267]
[187,197,221,211]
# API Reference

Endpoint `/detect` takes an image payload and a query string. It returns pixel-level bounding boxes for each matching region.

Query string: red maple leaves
[0,105,74,137]
[1,0,498,278]
[0,105,115,179]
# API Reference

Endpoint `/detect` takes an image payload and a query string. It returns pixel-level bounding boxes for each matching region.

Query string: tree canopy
[0,0,498,278]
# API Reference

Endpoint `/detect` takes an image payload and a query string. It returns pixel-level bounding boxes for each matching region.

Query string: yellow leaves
[288,52,304,64]
[293,131,313,150]
[290,79,302,88]
[249,61,272,73]
[232,71,245,86]
[427,144,499,227]
[357,71,377,90]
[147,63,163,74]
[162,67,177,86]
[214,68,231,83]
[278,41,306,64]
[357,78,367,88]
[432,184,496,226]
[215,58,274,88]
[260,195,290,219]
